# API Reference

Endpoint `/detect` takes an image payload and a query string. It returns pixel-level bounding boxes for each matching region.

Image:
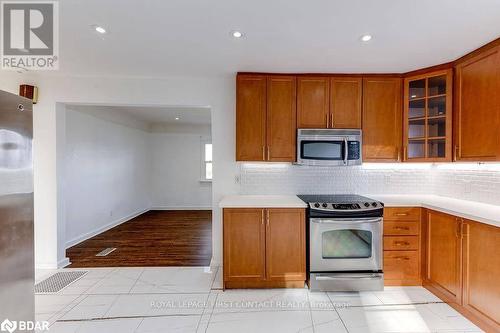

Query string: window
[201,139,212,181]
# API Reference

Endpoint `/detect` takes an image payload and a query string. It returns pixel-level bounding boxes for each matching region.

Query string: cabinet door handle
[330,114,334,128]
[394,226,410,231]
[403,146,408,161]
[394,241,410,246]
[455,218,462,239]
[454,145,459,161]
[262,146,265,161]
[266,210,270,227]
[261,210,264,225]
[394,256,410,261]
[395,213,409,216]
[266,146,270,161]
[325,113,329,128]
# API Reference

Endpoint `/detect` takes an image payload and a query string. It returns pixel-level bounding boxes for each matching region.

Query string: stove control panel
[308,201,382,211]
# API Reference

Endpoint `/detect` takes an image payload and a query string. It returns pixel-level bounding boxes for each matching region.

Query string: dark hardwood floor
[66,210,212,267]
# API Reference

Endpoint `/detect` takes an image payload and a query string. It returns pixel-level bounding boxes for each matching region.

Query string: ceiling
[58,0,500,77]
[68,105,211,125]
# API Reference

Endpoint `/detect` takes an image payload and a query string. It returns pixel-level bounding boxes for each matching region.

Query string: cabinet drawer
[384,251,419,281]
[384,221,419,235]
[384,236,419,250]
[384,207,421,221]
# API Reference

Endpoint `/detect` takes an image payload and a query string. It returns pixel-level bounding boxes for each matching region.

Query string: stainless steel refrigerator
[0,90,34,323]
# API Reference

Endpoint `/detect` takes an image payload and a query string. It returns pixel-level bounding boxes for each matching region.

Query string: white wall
[0,72,237,269]
[64,108,151,248]
[150,131,212,210]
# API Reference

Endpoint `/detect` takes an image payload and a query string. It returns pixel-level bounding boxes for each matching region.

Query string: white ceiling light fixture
[360,34,372,42]
[175,117,180,120]
[91,25,107,34]
[231,30,244,38]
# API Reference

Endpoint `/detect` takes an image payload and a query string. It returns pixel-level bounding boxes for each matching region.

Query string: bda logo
[0,319,17,333]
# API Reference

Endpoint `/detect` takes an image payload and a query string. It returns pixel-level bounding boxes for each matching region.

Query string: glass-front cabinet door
[404,69,452,161]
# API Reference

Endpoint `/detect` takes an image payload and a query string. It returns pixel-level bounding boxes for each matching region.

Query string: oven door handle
[315,274,382,281]
[310,217,382,224]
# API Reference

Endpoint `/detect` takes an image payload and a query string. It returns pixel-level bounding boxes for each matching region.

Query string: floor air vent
[35,271,88,294]
[95,247,117,256]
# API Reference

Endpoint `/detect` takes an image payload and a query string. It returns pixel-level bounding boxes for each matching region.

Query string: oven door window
[322,229,372,258]
[300,140,344,160]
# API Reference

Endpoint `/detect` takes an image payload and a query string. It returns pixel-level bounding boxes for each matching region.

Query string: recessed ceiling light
[231,31,243,38]
[94,26,107,34]
[361,34,372,42]
[175,117,180,120]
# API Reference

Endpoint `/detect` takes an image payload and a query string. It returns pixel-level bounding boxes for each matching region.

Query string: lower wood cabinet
[223,208,305,289]
[423,210,462,304]
[423,210,500,332]
[383,207,422,286]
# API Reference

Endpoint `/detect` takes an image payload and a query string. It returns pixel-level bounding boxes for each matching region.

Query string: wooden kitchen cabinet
[330,77,362,129]
[403,69,453,161]
[455,45,500,161]
[461,219,500,331]
[362,77,402,162]
[297,76,362,129]
[223,208,266,282]
[266,209,306,281]
[267,76,297,161]
[236,74,296,162]
[223,208,306,289]
[383,207,422,286]
[423,210,462,304]
[236,75,267,161]
[297,77,329,128]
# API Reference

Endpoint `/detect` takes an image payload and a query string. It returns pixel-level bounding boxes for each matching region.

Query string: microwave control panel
[347,141,360,160]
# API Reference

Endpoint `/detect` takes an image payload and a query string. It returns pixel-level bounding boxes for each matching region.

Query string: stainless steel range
[298,194,384,292]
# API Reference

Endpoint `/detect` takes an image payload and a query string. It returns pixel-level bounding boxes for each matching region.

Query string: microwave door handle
[343,137,348,165]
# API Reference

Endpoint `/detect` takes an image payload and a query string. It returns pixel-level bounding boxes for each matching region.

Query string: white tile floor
[35,267,483,333]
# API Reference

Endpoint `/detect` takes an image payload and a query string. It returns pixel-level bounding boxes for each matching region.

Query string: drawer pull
[394,241,410,246]
[393,256,410,261]
[395,213,409,216]
[394,226,410,231]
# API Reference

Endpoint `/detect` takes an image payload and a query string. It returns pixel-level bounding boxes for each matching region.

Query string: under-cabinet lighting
[360,34,372,42]
[362,163,434,170]
[434,163,500,171]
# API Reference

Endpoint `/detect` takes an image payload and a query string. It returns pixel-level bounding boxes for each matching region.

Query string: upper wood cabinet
[455,46,500,161]
[236,74,296,162]
[362,77,402,162]
[267,76,297,161]
[403,70,453,162]
[423,210,462,304]
[297,77,329,128]
[236,75,266,161]
[297,76,362,129]
[330,77,362,129]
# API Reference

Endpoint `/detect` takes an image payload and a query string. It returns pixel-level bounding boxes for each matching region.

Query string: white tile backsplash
[238,163,500,206]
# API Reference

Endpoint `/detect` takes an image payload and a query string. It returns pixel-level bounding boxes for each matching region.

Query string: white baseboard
[65,208,149,249]
[58,257,71,268]
[151,206,212,211]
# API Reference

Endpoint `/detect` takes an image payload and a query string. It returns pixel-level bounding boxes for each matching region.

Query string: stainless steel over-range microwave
[296,129,362,166]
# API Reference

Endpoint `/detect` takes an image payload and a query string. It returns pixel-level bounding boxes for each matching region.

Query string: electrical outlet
[234,175,241,184]
[384,175,391,185]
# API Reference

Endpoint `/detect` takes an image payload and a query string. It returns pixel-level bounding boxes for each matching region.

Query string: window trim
[200,137,212,182]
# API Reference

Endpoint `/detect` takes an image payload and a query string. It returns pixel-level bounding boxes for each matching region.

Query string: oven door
[309,217,382,272]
